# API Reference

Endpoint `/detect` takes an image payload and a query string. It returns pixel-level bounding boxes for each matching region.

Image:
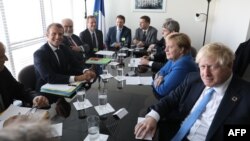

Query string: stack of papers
[40,82,82,97]
[125,76,153,85]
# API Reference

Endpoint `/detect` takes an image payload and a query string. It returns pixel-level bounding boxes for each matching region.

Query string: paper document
[50,123,63,137]
[128,58,141,67]
[95,50,115,56]
[125,76,153,85]
[94,103,115,116]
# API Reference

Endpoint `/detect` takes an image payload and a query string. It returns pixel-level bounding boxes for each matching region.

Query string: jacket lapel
[206,77,242,141]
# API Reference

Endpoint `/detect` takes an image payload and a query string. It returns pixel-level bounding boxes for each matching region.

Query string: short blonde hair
[196,42,235,68]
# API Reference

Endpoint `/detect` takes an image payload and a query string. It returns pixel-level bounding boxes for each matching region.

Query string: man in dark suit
[0,42,48,112]
[79,15,104,59]
[34,23,96,102]
[105,15,131,51]
[61,18,87,66]
[133,15,158,50]
[135,43,250,141]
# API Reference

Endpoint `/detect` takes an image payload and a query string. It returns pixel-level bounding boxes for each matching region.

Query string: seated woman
[152,33,198,99]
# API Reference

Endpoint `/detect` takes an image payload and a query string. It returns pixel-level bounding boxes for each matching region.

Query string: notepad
[40,82,82,97]
[85,57,112,65]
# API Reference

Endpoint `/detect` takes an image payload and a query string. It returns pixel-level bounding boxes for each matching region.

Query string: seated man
[133,15,157,50]
[79,15,104,59]
[61,18,87,66]
[0,42,48,112]
[33,23,96,103]
[105,15,131,51]
[135,43,250,141]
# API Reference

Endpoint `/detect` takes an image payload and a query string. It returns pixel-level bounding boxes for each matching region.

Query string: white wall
[74,0,250,52]
[209,0,250,52]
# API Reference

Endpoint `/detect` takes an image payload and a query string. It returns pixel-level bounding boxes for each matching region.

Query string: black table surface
[53,57,158,141]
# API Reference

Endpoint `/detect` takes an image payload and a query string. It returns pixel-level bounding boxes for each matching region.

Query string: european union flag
[93,0,106,34]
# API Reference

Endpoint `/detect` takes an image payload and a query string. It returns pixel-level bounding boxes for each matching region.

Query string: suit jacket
[133,26,158,48]
[233,38,250,77]
[34,43,84,92]
[153,54,198,98]
[151,72,250,141]
[79,29,104,58]
[62,34,85,65]
[105,25,131,50]
[0,67,34,110]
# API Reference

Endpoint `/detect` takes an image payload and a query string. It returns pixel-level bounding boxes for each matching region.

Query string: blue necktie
[171,88,215,141]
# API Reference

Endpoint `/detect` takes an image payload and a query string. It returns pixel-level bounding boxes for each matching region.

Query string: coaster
[83,133,108,141]
[114,76,126,81]
[73,99,93,110]
[100,73,113,79]
[94,103,115,116]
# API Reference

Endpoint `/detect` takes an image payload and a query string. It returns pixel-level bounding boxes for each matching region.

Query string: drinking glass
[98,88,108,110]
[76,87,86,108]
[87,115,100,141]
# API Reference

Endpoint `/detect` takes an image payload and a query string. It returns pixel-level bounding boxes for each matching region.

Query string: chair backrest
[18,65,36,91]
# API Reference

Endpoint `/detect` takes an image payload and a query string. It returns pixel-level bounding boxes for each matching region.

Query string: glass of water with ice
[87,115,100,141]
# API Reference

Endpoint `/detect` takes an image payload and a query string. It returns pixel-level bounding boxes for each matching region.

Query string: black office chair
[18,64,36,91]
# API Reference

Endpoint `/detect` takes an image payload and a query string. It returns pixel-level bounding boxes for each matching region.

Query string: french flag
[93,0,106,36]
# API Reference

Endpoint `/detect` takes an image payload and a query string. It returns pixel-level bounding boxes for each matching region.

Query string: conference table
[53,56,159,141]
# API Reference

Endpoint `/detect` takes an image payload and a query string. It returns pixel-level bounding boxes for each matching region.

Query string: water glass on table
[76,87,86,109]
[87,115,100,141]
[102,69,109,83]
[98,88,108,110]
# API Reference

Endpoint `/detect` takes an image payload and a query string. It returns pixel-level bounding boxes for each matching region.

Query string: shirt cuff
[148,61,153,67]
[69,76,75,83]
[146,109,160,122]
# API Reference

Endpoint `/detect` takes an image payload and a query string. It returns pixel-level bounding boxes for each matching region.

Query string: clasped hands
[75,69,96,82]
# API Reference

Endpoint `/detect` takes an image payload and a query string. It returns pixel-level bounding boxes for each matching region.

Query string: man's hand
[75,70,96,82]
[71,45,81,52]
[32,96,49,108]
[134,116,157,139]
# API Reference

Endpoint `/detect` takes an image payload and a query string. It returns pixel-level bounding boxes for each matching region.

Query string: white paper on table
[125,76,153,85]
[135,117,153,140]
[73,99,93,110]
[84,133,109,141]
[114,76,126,81]
[108,61,119,66]
[128,58,141,67]
[50,123,63,137]
[0,105,30,121]
[94,103,115,116]
[95,50,115,56]
[99,73,113,79]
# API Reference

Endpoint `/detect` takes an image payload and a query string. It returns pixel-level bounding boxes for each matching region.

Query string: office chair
[18,64,36,91]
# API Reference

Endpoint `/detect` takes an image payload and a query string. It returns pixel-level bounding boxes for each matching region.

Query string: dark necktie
[142,31,146,41]
[92,32,97,52]
[171,88,215,141]
[67,36,76,46]
[55,49,65,69]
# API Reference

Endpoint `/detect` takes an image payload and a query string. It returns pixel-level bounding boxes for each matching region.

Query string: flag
[93,0,106,36]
